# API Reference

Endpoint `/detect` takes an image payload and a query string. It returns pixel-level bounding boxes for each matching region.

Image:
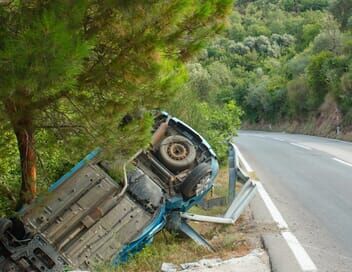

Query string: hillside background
[171,0,352,140]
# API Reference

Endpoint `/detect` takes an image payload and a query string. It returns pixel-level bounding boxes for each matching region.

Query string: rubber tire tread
[180,162,211,199]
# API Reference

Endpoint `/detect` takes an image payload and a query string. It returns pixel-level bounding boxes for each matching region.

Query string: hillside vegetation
[180,0,352,138]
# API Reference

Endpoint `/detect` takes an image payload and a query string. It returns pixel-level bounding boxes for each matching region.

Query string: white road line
[290,142,312,150]
[332,158,352,168]
[255,182,288,229]
[282,231,317,272]
[250,134,267,138]
[238,148,317,272]
[256,182,317,271]
[233,145,254,173]
[273,137,285,142]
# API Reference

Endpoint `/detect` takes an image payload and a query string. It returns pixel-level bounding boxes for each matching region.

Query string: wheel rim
[167,142,189,161]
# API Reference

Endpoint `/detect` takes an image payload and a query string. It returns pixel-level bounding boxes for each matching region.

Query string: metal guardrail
[228,142,237,202]
[180,142,258,226]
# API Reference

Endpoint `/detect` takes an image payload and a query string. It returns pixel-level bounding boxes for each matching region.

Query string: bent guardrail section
[178,142,258,249]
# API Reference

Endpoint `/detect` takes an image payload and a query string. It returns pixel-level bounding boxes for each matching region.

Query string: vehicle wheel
[180,162,212,199]
[0,218,12,237]
[159,135,196,171]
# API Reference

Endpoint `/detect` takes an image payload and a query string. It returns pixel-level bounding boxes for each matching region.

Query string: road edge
[232,143,317,272]
[250,192,305,272]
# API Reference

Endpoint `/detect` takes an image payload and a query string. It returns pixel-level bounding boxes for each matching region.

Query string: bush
[283,0,329,12]
[339,72,352,114]
[306,51,334,108]
[312,24,343,54]
[244,81,273,122]
[287,76,311,117]
[0,126,20,216]
[286,51,310,78]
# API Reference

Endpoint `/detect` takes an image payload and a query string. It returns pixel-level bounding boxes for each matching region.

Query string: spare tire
[180,162,212,199]
[159,135,196,171]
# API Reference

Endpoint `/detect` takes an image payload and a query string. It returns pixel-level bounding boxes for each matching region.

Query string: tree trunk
[14,122,37,206]
[4,99,37,207]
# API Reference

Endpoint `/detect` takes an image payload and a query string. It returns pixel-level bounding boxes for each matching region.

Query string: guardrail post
[228,143,237,203]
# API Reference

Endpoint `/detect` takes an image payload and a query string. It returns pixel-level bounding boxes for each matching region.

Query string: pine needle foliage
[0,0,233,207]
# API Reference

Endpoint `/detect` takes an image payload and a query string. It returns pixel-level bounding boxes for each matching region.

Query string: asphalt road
[234,131,352,272]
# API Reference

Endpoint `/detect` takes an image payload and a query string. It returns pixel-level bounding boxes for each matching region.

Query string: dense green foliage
[194,0,352,133]
[166,63,243,162]
[0,0,232,214]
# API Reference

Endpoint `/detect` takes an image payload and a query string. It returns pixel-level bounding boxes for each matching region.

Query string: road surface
[234,131,352,272]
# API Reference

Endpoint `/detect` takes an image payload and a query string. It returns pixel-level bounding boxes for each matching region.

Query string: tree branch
[36,124,84,129]
[32,90,69,109]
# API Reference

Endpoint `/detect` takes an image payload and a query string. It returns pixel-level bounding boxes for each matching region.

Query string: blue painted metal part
[165,157,219,212]
[48,148,101,192]
[179,219,214,252]
[228,144,237,202]
[112,205,167,265]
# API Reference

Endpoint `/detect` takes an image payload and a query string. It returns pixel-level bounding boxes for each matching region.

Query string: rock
[161,249,270,272]
[161,262,179,272]
[180,258,222,270]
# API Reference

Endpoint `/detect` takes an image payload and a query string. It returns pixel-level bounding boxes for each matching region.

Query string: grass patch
[95,231,210,272]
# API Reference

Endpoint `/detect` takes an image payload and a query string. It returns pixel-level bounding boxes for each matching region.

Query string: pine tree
[0,0,232,206]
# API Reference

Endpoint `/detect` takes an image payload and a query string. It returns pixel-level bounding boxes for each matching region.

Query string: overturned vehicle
[0,113,219,271]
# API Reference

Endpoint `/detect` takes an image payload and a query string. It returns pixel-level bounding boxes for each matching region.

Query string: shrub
[287,76,311,117]
[306,51,334,108]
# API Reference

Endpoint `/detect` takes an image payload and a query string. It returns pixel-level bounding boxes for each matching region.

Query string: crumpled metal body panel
[11,163,159,270]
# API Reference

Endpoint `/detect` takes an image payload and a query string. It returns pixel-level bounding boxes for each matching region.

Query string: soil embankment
[243,98,352,142]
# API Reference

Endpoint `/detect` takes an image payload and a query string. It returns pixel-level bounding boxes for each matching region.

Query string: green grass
[94,231,209,272]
